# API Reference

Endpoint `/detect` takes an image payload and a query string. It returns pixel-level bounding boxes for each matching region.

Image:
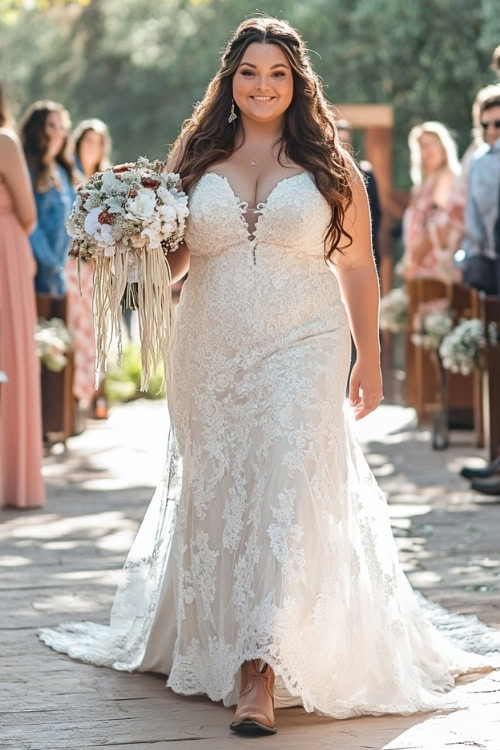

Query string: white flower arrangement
[67,157,189,389]
[411,299,454,351]
[488,321,498,346]
[35,318,74,373]
[439,318,485,375]
[379,288,409,333]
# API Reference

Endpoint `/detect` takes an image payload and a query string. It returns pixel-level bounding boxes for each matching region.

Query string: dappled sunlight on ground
[1,401,499,748]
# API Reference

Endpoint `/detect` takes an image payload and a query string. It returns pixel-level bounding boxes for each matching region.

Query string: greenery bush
[1,0,498,188]
[104,342,166,403]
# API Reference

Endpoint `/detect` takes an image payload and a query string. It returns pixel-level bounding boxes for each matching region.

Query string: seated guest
[19,100,76,295]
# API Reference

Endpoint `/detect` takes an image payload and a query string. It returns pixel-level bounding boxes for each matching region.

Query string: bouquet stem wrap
[92,245,174,391]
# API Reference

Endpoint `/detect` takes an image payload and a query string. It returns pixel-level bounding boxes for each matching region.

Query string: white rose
[141,225,162,248]
[158,204,177,223]
[125,189,156,220]
[157,186,177,206]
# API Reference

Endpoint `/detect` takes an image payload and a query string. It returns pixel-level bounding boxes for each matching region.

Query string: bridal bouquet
[439,319,485,375]
[67,157,189,389]
[411,299,454,351]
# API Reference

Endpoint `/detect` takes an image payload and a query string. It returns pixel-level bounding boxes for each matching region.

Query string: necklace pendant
[251,160,256,167]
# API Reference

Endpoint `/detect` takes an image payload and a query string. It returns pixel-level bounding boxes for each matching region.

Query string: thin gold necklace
[248,142,274,167]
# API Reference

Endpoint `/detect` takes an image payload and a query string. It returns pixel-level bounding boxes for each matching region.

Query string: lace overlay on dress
[39,170,500,719]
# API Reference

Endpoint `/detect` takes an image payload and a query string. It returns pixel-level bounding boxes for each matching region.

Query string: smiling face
[232,42,294,125]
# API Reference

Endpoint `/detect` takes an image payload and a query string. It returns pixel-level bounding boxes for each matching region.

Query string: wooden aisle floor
[1,400,499,750]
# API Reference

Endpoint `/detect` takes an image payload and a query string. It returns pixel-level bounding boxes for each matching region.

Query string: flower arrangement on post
[411,298,454,351]
[379,288,409,333]
[439,319,486,376]
[35,318,74,372]
[411,299,454,450]
[67,157,189,390]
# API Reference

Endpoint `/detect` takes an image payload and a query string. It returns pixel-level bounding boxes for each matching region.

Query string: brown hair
[19,100,75,190]
[73,118,112,176]
[171,16,355,262]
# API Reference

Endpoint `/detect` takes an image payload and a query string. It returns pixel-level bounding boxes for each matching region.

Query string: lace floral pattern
[39,171,500,718]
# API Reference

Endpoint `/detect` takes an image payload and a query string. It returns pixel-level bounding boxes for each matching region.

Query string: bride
[39,16,499,736]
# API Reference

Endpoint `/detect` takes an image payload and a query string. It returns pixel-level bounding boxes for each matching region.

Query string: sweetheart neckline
[199,171,311,244]
[201,170,310,211]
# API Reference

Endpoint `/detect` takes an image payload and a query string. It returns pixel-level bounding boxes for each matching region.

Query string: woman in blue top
[19,101,76,295]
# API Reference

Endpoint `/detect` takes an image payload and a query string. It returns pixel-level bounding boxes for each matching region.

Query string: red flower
[141,177,160,189]
[98,210,114,225]
[128,189,138,199]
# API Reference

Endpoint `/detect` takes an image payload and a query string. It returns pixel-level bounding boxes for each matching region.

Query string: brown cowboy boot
[230,659,277,735]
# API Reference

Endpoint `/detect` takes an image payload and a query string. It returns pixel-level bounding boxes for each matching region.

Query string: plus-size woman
[40,17,499,737]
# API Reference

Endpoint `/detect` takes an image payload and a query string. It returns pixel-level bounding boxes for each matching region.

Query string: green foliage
[0,0,497,187]
[104,342,166,403]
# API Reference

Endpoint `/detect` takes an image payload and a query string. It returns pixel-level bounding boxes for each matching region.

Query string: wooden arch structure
[336,103,396,295]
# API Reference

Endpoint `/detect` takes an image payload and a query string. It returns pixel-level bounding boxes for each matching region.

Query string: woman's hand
[348,357,383,420]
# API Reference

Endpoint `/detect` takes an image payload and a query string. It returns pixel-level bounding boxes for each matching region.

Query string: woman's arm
[332,171,383,420]
[168,242,190,283]
[0,130,37,233]
[165,143,190,283]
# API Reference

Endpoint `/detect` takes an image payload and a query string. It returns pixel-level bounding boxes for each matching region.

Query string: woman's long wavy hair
[19,100,75,190]
[408,121,460,187]
[171,17,355,262]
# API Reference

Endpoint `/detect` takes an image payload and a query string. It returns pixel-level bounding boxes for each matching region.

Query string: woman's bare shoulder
[0,128,22,151]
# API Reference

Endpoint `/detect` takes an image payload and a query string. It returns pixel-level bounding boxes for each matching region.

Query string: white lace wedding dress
[40,171,500,718]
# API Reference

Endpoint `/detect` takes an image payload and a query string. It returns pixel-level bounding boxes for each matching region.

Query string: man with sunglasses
[463,87,500,295]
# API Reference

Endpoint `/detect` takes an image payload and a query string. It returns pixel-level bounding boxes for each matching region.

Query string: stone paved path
[1,400,499,749]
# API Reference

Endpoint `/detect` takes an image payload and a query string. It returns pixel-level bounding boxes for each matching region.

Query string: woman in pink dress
[400,121,462,283]
[0,81,45,508]
[67,119,112,412]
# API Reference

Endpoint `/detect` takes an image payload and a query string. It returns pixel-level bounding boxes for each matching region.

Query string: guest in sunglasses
[462,87,500,295]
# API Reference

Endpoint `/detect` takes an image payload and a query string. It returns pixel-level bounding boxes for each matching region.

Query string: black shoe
[470,476,500,496]
[460,456,500,480]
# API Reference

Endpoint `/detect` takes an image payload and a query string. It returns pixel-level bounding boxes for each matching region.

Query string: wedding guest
[462,89,500,295]
[400,122,461,282]
[19,100,76,295]
[337,119,382,270]
[73,118,111,178]
[67,119,112,413]
[0,80,45,508]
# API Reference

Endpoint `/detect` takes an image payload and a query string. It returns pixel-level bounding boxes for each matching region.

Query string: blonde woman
[401,121,461,282]
[67,119,112,413]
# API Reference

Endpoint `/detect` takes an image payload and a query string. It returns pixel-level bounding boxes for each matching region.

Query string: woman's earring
[228,99,237,123]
